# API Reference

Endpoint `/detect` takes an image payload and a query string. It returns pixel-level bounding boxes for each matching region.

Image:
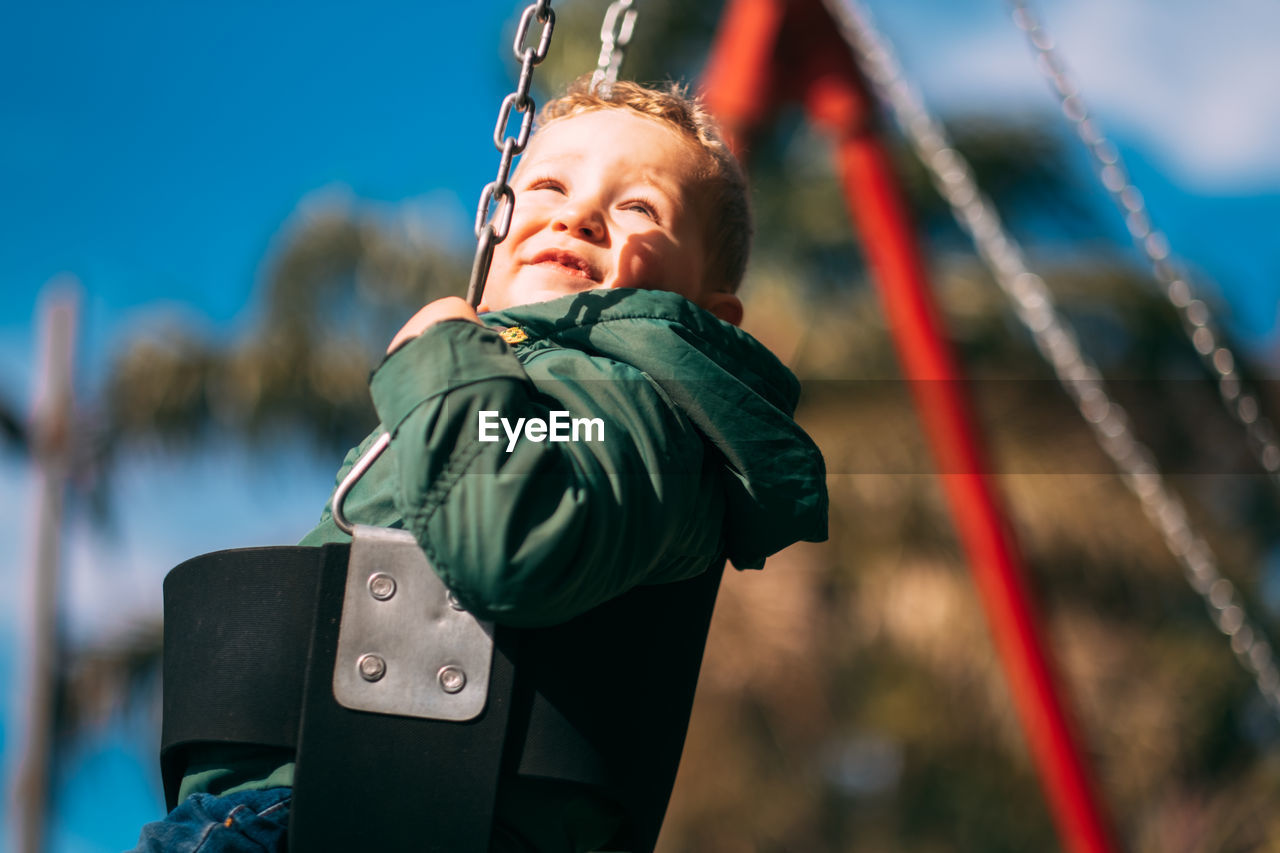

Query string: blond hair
[537,77,752,293]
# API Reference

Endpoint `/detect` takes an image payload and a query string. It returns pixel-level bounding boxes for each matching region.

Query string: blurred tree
[102,201,467,454]
[0,393,27,450]
[51,201,468,745]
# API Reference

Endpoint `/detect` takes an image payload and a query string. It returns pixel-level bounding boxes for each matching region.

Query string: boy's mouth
[529,250,602,283]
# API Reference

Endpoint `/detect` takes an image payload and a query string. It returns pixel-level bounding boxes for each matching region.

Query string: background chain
[822,0,1280,717]
[466,0,556,307]
[591,0,638,96]
[1008,0,1280,492]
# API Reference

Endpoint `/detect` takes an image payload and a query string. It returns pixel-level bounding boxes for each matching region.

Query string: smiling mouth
[530,250,601,283]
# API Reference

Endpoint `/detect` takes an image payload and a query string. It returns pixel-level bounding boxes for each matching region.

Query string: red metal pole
[698,0,783,157]
[702,2,1116,850]
[830,124,1115,853]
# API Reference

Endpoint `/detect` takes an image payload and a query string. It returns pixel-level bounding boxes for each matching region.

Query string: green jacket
[181,288,828,850]
[302,287,827,619]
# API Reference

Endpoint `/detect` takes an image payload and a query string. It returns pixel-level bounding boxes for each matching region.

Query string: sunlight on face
[480,110,714,314]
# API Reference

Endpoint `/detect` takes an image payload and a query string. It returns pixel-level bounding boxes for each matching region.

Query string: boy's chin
[498,282,608,310]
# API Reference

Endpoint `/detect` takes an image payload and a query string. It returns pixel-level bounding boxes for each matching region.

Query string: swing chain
[1008,0,1280,490]
[467,0,557,307]
[824,0,1280,717]
[338,3,557,526]
[592,0,638,96]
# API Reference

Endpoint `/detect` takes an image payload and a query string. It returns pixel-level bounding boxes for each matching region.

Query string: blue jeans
[130,788,291,852]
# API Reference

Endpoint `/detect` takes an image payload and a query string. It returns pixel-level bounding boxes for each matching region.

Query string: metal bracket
[333,524,493,721]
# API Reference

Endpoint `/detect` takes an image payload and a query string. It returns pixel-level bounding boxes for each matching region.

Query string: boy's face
[479,110,741,325]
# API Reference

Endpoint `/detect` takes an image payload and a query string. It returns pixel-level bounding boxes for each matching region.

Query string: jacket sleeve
[365,319,726,628]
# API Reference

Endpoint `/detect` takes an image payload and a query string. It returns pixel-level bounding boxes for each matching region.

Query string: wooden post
[12,279,79,853]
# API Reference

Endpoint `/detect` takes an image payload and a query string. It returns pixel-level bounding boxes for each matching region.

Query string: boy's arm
[364,313,725,628]
[384,296,480,354]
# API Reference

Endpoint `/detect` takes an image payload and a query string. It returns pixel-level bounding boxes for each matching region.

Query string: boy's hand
[387,297,482,354]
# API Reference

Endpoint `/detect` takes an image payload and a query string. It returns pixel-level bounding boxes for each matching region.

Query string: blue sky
[3,0,1279,849]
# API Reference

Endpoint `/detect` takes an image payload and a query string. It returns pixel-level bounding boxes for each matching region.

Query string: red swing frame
[698,1,1117,850]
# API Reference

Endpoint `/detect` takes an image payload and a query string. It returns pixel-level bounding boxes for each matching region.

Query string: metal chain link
[591,0,638,97]
[822,0,1280,716]
[1007,0,1280,490]
[466,0,557,307]
[341,3,558,529]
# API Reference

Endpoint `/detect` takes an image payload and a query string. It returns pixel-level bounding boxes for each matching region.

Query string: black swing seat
[160,543,724,853]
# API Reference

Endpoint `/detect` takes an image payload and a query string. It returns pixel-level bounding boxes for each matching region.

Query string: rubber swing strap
[160,545,323,806]
[160,544,514,853]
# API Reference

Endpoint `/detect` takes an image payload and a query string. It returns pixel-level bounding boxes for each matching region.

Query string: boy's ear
[700,291,743,327]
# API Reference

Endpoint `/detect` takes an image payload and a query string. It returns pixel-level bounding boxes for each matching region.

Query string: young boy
[135,78,827,852]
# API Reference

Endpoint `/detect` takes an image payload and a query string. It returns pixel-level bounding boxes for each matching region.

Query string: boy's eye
[528,177,565,193]
[623,200,658,220]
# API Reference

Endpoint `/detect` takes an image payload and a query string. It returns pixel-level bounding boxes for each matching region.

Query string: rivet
[368,573,396,601]
[438,665,466,694]
[358,653,386,682]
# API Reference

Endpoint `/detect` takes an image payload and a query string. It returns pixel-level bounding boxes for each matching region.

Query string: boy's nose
[552,203,605,242]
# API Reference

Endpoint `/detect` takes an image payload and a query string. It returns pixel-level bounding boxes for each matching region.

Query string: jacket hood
[483,288,828,568]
